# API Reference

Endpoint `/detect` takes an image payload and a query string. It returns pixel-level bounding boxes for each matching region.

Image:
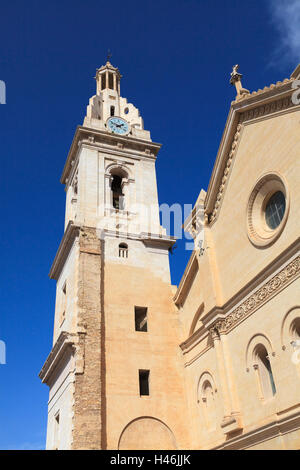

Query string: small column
[253,363,264,401]
[96,73,100,95]
[205,228,223,306]
[210,327,231,418]
[104,174,112,214]
[219,331,241,414]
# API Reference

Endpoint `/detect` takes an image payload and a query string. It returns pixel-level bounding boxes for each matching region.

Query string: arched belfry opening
[105,164,131,214]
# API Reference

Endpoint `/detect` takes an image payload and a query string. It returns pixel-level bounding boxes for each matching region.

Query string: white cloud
[269,0,300,65]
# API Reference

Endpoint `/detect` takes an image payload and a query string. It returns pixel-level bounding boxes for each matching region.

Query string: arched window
[290,318,300,359]
[201,380,216,431]
[110,105,115,116]
[254,344,276,400]
[290,318,300,370]
[198,373,217,432]
[119,243,128,258]
[290,318,300,341]
[111,175,124,210]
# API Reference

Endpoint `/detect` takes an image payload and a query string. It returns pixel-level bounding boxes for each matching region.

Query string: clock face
[107,117,130,135]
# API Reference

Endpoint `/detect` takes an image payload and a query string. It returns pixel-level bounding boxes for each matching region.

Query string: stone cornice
[49,222,80,280]
[61,126,162,185]
[205,79,299,225]
[141,233,176,249]
[39,331,77,384]
[96,60,121,78]
[173,251,198,306]
[291,64,300,79]
[49,223,175,281]
[212,406,300,450]
[180,328,211,357]
[102,229,176,249]
[232,77,293,105]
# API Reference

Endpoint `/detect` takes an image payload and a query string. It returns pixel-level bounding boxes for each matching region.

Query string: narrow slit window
[139,370,150,396]
[110,105,115,116]
[135,307,148,332]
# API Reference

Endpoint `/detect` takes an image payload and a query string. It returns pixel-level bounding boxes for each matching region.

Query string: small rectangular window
[135,307,148,332]
[139,370,150,396]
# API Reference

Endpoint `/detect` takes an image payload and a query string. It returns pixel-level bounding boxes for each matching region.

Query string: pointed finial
[230,64,250,100]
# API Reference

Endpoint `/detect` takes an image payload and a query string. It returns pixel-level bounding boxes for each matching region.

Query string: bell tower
[94,61,121,121]
[39,61,190,450]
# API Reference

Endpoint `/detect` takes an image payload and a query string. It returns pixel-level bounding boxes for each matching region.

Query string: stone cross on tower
[107,49,112,62]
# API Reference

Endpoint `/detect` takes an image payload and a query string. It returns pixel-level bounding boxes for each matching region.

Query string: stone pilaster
[71,227,104,450]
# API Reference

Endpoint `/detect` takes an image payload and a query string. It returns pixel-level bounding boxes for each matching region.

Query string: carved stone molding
[209,326,220,341]
[208,123,243,224]
[213,406,300,450]
[49,222,80,280]
[39,331,77,384]
[211,255,300,335]
[61,126,161,185]
[239,95,294,124]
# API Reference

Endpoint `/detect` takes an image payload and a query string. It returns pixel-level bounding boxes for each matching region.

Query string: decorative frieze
[211,255,300,335]
[239,95,294,124]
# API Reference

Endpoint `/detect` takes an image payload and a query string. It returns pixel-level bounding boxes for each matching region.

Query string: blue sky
[0,0,298,450]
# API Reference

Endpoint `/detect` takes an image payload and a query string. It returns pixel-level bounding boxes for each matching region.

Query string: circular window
[247,173,289,247]
[265,191,286,229]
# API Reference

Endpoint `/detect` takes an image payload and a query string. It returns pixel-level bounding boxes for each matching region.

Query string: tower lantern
[95,60,121,95]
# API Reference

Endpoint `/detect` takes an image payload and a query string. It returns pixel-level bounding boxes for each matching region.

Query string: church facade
[39,61,300,450]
